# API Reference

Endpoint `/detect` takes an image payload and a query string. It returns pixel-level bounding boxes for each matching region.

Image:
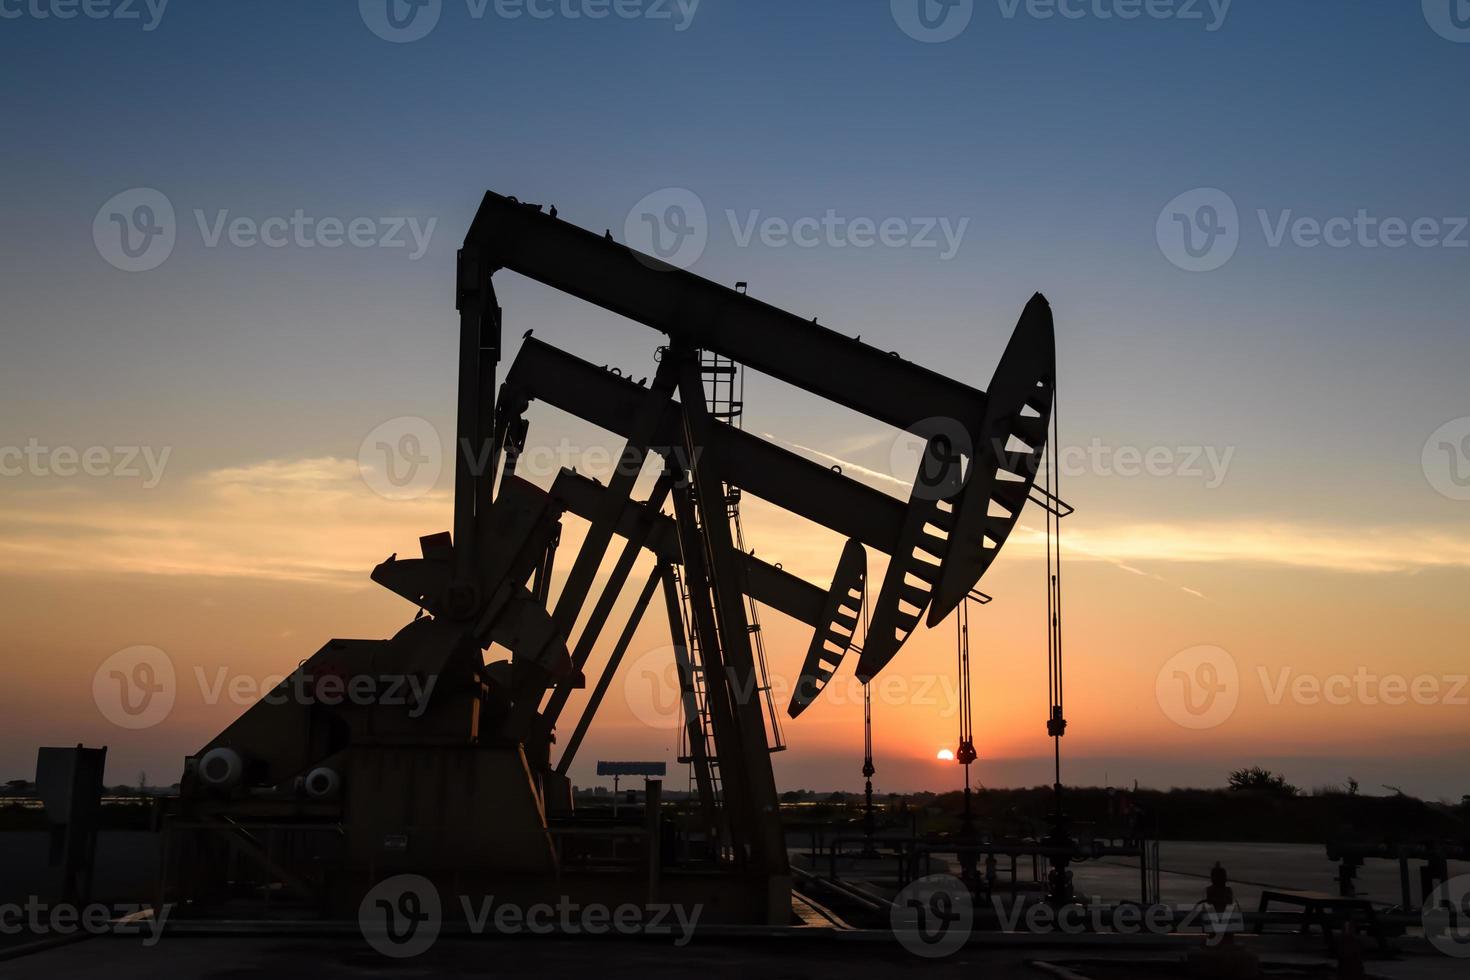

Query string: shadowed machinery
[162,191,1058,925]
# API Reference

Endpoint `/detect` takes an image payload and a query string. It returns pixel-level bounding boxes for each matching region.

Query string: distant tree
[826,791,844,803]
[1227,767,1299,797]
[1347,778,1360,796]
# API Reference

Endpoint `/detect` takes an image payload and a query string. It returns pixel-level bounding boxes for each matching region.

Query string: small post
[35,745,107,905]
[645,778,663,904]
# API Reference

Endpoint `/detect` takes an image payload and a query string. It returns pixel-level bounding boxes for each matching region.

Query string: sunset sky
[2,1,1467,800]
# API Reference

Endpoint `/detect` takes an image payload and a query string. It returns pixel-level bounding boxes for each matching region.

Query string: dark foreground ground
[2,933,1466,980]
[10,936,1018,979]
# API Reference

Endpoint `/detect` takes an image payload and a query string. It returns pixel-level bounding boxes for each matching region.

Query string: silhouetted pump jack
[164,191,1057,926]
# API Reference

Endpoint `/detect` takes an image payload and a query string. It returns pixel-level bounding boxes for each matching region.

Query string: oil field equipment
[164,191,1058,925]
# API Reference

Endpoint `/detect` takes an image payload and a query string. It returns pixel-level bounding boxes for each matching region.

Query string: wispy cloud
[759,432,908,491]
[1044,522,1470,575]
[764,435,1470,579]
[0,457,449,586]
[4,453,1467,593]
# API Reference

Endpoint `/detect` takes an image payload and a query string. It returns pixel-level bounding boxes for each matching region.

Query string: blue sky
[5,1,1467,511]
[2,1,1468,794]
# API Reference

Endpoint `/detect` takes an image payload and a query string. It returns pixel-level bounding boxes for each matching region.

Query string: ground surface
[4,934,1468,980]
[0,935,1098,979]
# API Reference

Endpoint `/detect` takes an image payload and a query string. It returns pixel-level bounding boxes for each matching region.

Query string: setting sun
[936,749,955,762]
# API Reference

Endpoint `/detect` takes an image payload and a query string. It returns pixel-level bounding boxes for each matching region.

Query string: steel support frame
[538,473,675,742]
[555,564,664,775]
[657,562,721,846]
[502,337,905,551]
[465,190,987,433]
[501,357,679,737]
[670,346,787,884]
[453,247,501,593]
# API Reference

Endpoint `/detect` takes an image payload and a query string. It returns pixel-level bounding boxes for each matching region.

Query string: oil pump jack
[165,191,1057,925]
